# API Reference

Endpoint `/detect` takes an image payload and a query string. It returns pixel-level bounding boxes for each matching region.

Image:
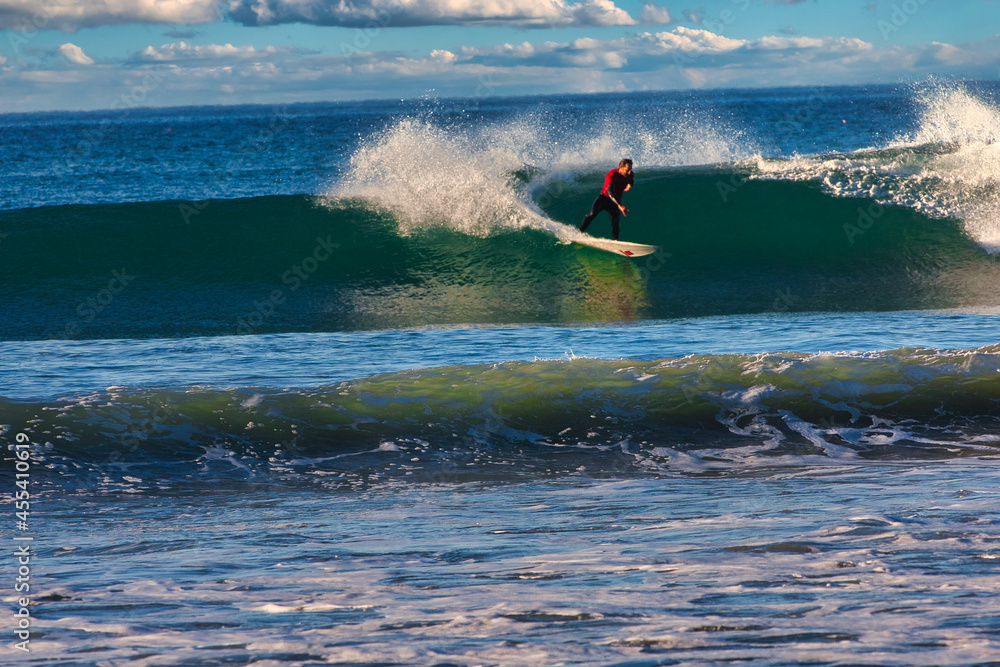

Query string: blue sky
[0,0,997,112]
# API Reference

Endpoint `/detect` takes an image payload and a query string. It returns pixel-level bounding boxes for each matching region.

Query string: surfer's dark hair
[619,158,633,169]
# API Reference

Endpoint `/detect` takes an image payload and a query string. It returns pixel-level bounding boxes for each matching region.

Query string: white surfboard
[573,235,660,258]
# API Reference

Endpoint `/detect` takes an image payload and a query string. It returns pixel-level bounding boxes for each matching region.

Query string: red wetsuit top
[600,168,634,202]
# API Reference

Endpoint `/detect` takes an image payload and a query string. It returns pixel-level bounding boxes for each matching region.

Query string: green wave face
[7,348,1000,491]
[542,166,998,314]
[1,195,591,339]
[1,166,998,339]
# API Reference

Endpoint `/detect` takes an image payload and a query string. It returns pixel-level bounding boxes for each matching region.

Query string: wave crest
[11,348,1000,491]
[323,107,757,236]
[755,83,1000,252]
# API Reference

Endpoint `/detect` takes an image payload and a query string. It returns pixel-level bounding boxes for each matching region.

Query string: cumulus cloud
[56,43,94,65]
[0,0,218,32]
[640,3,675,25]
[226,0,637,28]
[458,27,873,71]
[4,26,999,113]
[428,49,459,64]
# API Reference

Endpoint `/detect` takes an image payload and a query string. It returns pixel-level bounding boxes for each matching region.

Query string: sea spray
[754,83,1000,252]
[323,105,757,237]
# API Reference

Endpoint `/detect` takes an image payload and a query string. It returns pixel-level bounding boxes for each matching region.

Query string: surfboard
[573,235,660,258]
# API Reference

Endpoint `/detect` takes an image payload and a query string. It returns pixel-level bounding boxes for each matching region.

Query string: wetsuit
[579,168,634,241]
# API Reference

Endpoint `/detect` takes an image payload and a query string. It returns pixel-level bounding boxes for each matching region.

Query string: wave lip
[322,103,758,237]
[755,83,1000,253]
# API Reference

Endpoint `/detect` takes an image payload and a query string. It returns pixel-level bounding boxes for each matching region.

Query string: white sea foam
[324,109,756,238]
[30,471,1000,666]
[755,83,1000,252]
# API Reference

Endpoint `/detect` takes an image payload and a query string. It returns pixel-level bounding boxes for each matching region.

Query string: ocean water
[4,81,1000,665]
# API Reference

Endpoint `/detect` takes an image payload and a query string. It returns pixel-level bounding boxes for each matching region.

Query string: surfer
[579,158,634,241]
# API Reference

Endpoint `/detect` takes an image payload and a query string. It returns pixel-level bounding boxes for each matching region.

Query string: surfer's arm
[607,193,628,216]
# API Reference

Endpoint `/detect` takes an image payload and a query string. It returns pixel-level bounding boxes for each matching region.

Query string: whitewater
[3,81,1000,665]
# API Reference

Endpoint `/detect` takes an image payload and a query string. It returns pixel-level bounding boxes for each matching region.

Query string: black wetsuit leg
[579,195,621,240]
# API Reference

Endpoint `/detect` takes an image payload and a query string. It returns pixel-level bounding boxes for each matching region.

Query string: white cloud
[3,29,1000,113]
[919,42,964,66]
[459,27,874,70]
[752,34,872,53]
[137,42,295,62]
[225,0,637,28]
[0,0,218,32]
[0,0,640,31]
[644,26,747,54]
[56,43,94,65]
[429,49,458,64]
[640,3,674,25]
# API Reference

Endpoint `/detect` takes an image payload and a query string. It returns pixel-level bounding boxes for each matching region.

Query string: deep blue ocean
[4,82,1000,665]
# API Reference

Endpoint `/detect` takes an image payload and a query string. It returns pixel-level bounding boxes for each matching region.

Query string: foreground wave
[8,346,1000,491]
